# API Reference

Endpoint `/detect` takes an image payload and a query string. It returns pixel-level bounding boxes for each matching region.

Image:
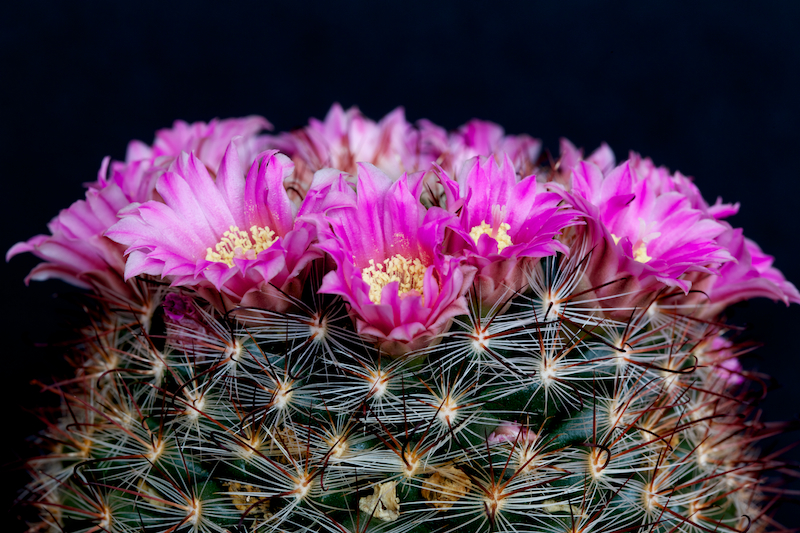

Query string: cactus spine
[21,255,784,533]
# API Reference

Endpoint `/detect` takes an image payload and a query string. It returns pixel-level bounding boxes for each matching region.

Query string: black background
[2,0,800,529]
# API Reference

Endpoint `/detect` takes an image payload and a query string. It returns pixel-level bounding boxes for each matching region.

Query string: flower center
[206,225,277,267]
[611,233,652,263]
[361,255,426,304]
[633,244,653,263]
[469,204,512,252]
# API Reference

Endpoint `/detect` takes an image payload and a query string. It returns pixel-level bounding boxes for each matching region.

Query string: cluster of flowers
[10,104,799,357]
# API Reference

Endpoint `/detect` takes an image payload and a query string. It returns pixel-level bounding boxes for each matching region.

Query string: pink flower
[149,116,271,172]
[699,335,745,387]
[106,144,318,309]
[545,138,616,189]
[421,119,541,177]
[487,421,536,445]
[628,153,740,220]
[161,292,211,348]
[266,104,413,202]
[716,357,745,386]
[554,142,741,222]
[697,227,800,313]
[7,161,132,297]
[439,155,580,306]
[566,160,733,295]
[96,115,272,205]
[8,116,272,299]
[162,292,198,322]
[314,163,475,354]
[559,137,617,176]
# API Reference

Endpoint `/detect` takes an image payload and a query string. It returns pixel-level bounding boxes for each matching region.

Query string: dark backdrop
[3,0,800,528]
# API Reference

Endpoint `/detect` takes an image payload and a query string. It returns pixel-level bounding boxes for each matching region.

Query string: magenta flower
[6,178,130,295]
[106,144,318,309]
[487,421,536,445]
[566,160,733,294]
[555,141,740,222]
[148,116,271,172]
[558,137,617,177]
[699,335,745,387]
[628,153,740,220]
[162,292,198,322]
[266,104,413,202]
[96,115,272,205]
[419,119,541,177]
[314,163,475,354]
[8,116,273,301]
[439,155,581,305]
[716,357,745,386]
[693,227,800,313]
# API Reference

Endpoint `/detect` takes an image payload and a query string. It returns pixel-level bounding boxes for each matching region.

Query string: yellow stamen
[610,233,652,263]
[469,221,512,252]
[633,244,653,263]
[205,225,277,267]
[469,204,513,252]
[362,255,426,304]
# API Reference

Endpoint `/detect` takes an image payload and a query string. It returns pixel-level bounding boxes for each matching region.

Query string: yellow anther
[610,233,652,263]
[469,204,513,252]
[205,225,277,266]
[469,221,513,252]
[633,243,652,263]
[362,255,427,304]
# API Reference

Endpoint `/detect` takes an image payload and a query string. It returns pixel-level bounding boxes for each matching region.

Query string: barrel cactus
[10,105,798,532]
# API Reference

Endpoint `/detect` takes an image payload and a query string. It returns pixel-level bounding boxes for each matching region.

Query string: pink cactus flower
[696,227,800,313]
[95,115,272,205]
[148,116,271,172]
[555,143,740,220]
[420,119,541,177]
[698,335,745,387]
[628,153,740,220]
[716,357,745,386]
[611,155,796,313]
[162,292,198,323]
[558,137,617,176]
[565,160,733,296]
[106,145,319,309]
[7,161,132,297]
[9,116,272,301]
[488,421,536,445]
[313,163,475,354]
[438,155,581,306]
[161,292,212,348]
[544,138,617,190]
[266,104,414,203]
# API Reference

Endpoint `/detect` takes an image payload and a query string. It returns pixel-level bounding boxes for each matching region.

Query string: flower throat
[362,255,426,304]
[206,225,277,267]
[469,204,512,252]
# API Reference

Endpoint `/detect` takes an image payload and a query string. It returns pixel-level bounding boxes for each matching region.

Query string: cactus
[11,106,798,532]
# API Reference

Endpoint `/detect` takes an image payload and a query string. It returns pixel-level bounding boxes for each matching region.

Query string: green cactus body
[23,256,773,533]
